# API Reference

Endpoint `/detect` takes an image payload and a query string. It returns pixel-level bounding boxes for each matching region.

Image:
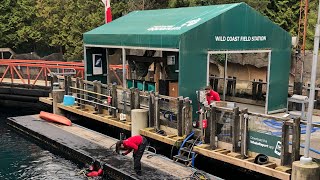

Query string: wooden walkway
[39,97,185,146]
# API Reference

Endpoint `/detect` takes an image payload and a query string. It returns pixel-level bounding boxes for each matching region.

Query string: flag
[101,0,112,23]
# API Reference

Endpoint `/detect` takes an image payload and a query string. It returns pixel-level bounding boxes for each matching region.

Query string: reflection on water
[0,103,85,180]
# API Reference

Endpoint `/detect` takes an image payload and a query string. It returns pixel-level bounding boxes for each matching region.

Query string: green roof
[83,3,241,47]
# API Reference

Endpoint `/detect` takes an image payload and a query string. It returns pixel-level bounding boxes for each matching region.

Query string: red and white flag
[101,0,112,23]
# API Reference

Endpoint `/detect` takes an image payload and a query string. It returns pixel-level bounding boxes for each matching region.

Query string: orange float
[39,111,72,126]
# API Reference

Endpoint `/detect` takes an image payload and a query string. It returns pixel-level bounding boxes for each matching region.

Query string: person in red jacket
[86,160,103,177]
[116,135,148,176]
[205,86,220,104]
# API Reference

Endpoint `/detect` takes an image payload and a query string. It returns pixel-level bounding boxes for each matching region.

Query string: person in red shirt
[116,135,148,176]
[205,86,220,104]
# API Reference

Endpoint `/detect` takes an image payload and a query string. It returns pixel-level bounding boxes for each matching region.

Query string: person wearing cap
[116,135,148,176]
[205,85,220,105]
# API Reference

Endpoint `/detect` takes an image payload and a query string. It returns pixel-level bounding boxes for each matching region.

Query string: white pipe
[301,0,320,164]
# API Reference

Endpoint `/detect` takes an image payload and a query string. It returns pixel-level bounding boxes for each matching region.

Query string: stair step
[180,147,192,153]
[173,155,192,162]
[186,139,201,145]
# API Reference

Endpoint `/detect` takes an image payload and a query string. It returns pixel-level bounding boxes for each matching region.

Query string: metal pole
[122,48,126,89]
[223,54,228,101]
[301,0,320,164]
[106,48,110,84]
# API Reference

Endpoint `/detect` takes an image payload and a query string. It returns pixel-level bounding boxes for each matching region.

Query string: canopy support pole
[223,54,228,101]
[122,48,126,89]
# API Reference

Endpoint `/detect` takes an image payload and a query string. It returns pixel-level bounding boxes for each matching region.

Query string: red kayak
[39,111,72,126]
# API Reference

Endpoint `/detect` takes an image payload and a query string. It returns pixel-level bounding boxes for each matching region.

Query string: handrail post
[134,88,140,109]
[292,117,301,164]
[232,107,241,152]
[154,94,160,130]
[96,81,102,114]
[177,96,184,136]
[79,78,84,109]
[281,121,290,166]
[184,98,193,135]
[76,77,81,105]
[204,105,211,144]
[210,106,217,149]
[130,88,135,110]
[111,84,118,118]
[148,92,155,128]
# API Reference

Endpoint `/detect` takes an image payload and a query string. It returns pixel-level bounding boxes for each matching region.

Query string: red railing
[0,59,84,86]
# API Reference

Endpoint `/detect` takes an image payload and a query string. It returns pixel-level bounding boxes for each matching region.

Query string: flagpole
[300,0,320,164]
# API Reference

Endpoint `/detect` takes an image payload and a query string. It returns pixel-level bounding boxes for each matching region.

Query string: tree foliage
[0,0,318,60]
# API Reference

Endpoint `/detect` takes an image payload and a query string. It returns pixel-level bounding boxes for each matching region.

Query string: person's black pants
[133,137,147,172]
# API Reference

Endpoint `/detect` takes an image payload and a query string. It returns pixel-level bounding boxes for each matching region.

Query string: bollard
[292,161,320,180]
[131,109,148,136]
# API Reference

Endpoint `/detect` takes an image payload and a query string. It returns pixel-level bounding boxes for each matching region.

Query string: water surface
[0,103,85,180]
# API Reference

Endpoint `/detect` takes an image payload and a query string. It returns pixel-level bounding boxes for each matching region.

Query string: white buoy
[131,109,148,136]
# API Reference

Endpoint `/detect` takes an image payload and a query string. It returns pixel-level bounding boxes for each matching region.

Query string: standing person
[116,135,148,175]
[205,85,220,105]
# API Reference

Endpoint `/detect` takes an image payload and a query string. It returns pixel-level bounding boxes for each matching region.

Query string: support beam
[148,92,155,127]
[154,95,160,130]
[292,118,301,163]
[111,84,118,118]
[232,107,241,152]
[177,97,184,136]
[122,48,127,89]
[210,106,217,149]
[155,63,161,92]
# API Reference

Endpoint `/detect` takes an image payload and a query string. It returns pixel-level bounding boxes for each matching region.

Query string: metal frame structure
[207,50,272,114]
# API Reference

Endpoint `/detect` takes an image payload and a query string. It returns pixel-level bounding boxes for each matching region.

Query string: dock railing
[244,112,301,166]
[199,101,241,152]
[198,101,303,166]
[53,75,193,136]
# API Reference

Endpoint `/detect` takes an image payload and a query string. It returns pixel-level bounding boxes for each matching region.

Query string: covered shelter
[83,2,291,114]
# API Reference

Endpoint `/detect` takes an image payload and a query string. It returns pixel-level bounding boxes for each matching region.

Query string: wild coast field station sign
[214,36,267,42]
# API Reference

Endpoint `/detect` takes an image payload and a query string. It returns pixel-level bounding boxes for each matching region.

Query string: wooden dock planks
[193,145,291,180]
[39,97,53,105]
[57,103,131,131]
[139,127,184,146]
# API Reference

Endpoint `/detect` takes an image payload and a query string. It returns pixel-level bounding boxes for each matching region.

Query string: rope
[181,169,210,180]
[145,145,157,159]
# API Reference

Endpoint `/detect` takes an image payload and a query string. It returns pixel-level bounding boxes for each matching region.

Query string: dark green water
[0,103,86,180]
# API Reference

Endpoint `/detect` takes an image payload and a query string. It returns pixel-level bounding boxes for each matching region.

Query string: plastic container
[127,79,134,88]
[147,82,155,92]
[137,81,144,91]
[63,95,75,106]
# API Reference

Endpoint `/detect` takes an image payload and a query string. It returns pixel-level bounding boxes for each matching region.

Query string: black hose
[254,154,269,165]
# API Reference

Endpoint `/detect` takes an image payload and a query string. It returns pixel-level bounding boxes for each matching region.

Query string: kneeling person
[116,135,148,175]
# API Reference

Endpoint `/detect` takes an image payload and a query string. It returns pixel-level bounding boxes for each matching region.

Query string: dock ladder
[173,131,202,167]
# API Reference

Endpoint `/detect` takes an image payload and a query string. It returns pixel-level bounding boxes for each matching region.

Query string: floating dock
[7,115,219,180]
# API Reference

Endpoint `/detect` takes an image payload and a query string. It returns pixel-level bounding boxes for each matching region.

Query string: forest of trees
[0,0,318,60]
